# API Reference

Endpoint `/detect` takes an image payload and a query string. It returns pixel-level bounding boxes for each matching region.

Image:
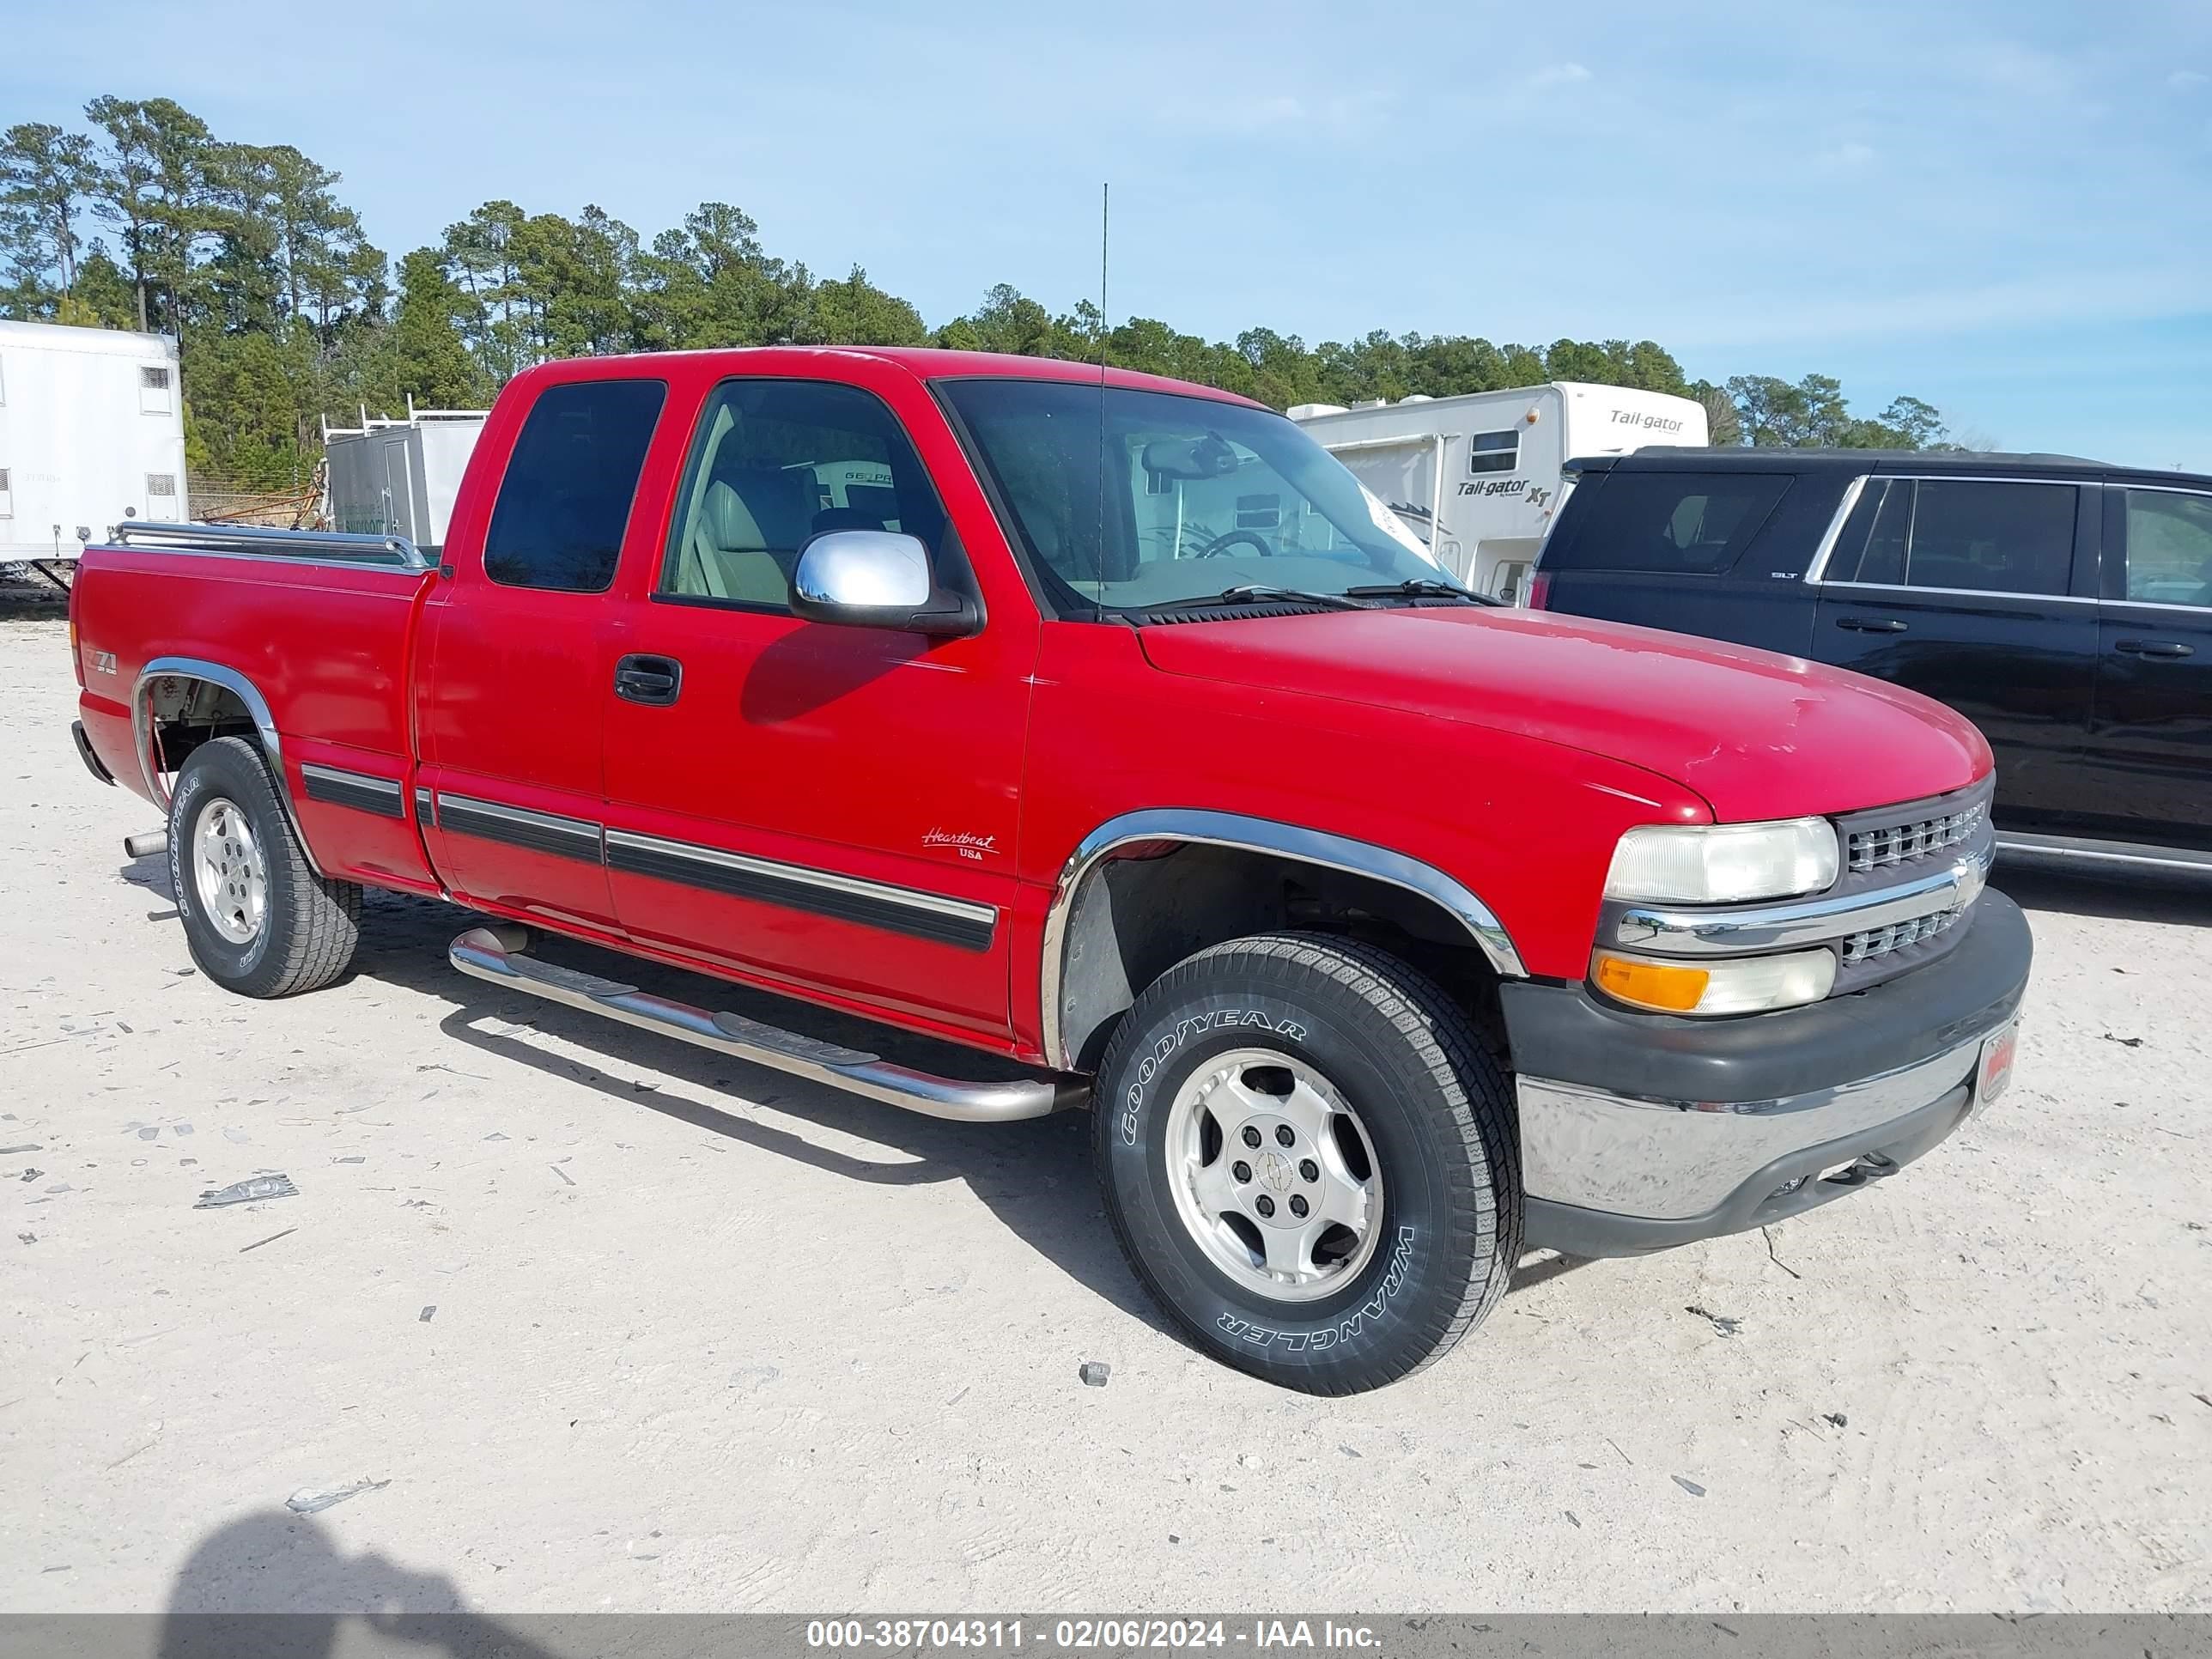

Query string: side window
[1542,471,1791,575]
[661,379,948,609]
[2122,489,2212,608]
[1826,477,1911,583]
[483,380,666,592]
[1902,480,2075,598]
[1468,429,1519,475]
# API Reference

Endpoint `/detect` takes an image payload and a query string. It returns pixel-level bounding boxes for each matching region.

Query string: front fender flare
[1038,808,1526,1072]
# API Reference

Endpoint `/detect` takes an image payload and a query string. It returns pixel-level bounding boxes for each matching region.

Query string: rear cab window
[1543,471,1792,575]
[483,379,667,592]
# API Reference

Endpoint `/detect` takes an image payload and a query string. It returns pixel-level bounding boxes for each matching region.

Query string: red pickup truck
[68,347,2030,1394]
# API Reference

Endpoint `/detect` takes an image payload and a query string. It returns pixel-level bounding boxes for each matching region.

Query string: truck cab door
[1811,476,2097,828]
[2075,485,2212,848]
[415,375,668,930]
[597,371,1036,1042]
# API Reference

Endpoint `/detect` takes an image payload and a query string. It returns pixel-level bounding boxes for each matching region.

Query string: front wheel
[1094,933,1521,1394]
[167,736,362,998]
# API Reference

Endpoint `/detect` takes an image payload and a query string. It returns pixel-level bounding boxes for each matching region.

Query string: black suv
[1529,448,2212,870]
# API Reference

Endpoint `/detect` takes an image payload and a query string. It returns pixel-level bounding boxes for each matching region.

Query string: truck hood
[1137,605,1990,821]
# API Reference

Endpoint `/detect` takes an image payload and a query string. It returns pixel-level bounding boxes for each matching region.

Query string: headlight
[1605,818,1838,905]
[1592,947,1837,1016]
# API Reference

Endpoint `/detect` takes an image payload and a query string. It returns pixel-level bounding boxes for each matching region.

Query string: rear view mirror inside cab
[1140,434,1240,480]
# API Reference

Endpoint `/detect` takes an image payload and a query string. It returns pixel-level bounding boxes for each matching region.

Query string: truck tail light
[68,618,83,689]
[1526,572,1552,610]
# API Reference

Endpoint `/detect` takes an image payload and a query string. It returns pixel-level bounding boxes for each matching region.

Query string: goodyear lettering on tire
[1121,1010,1309,1146]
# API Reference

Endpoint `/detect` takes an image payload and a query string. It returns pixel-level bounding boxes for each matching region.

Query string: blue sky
[9,0,2212,467]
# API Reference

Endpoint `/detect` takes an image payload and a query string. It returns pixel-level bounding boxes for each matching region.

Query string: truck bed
[72,523,444,893]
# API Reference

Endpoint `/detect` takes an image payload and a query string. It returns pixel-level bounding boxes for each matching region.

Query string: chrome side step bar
[448,927,1084,1123]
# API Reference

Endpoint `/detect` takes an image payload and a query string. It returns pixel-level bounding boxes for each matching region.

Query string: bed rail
[106,521,430,572]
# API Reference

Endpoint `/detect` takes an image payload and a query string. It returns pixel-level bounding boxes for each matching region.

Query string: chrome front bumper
[1505,890,2032,1258]
[1517,1026,2003,1254]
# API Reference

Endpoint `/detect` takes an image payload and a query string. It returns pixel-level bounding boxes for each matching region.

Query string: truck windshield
[941,379,1444,616]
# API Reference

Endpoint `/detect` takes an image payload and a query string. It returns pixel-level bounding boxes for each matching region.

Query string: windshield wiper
[1142,584,1375,614]
[1342,578,1501,605]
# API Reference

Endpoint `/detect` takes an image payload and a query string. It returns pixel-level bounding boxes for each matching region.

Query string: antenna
[1094,181,1109,611]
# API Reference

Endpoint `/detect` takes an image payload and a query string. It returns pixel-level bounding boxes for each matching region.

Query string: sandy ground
[1,613,2207,1616]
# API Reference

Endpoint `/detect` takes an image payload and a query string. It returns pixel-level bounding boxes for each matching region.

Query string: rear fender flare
[133,656,326,877]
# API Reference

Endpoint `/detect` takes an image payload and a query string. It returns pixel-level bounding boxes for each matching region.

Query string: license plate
[1974,1021,2018,1111]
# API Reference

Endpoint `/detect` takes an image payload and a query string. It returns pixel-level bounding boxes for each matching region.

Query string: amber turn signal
[1591,951,1710,1012]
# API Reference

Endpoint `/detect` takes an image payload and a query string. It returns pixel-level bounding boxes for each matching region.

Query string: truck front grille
[1847,801,1984,874]
[1840,903,1966,966]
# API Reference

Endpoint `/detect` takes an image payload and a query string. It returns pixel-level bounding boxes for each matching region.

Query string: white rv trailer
[1289,382,1709,602]
[0,319,188,563]
[322,399,489,551]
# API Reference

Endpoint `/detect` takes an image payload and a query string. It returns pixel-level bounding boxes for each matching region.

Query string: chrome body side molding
[1039,808,1526,1072]
[1996,830,2212,875]
[132,656,325,877]
[605,828,997,952]
[300,763,406,820]
[449,927,1081,1122]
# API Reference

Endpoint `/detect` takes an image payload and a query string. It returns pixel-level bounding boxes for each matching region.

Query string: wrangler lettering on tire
[1093,932,1521,1395]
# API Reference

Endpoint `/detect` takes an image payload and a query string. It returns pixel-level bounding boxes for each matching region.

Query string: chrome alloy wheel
[1163,1047,1385,1302]
[191,795,268,945]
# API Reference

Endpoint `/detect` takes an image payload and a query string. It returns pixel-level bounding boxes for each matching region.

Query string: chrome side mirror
[790,530,980,637]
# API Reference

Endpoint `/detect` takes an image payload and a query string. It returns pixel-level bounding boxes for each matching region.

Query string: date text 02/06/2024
[804,1620,1383,1651]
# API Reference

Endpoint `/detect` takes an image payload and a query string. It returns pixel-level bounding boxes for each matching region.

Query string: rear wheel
[1094,933,1521,1394]
[168,737,362,998]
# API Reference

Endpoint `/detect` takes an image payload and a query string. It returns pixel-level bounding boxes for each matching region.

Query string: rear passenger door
[416,376,667,929]
[2078,486,2212,848]
[1812,476,2098,827]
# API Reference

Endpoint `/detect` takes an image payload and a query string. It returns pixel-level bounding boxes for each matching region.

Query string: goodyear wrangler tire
[1094,932,1521,1394]
[168,736,362,999]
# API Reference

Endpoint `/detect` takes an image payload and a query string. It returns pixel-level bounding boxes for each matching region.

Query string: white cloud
[1528,62,1593,90]
[2170,69,2209,90]
[1819,142,1877,168]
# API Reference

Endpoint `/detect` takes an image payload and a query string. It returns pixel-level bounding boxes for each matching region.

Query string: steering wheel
[1193,529,1275,559]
